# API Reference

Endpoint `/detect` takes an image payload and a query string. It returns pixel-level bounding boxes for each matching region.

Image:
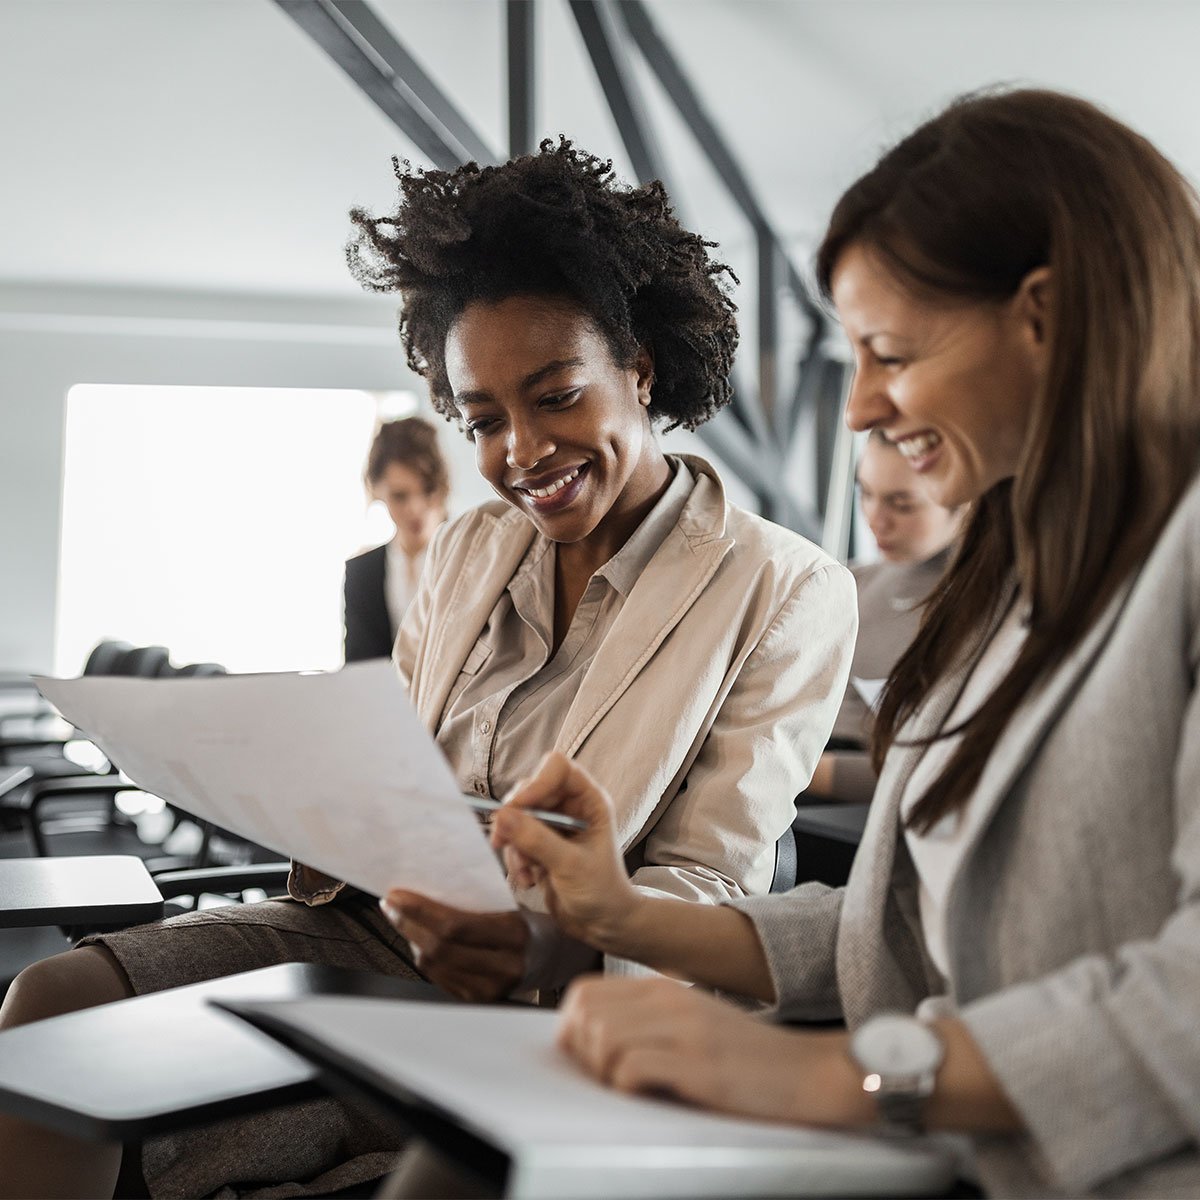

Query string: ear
[633,344,655,409]
[1013,266,1053,358]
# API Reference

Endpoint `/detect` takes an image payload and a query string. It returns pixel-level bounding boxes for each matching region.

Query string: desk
[0,764,32,800]
[0,963,448,1140]
[0,855,164,929]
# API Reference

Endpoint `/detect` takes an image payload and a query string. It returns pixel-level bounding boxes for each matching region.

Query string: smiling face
[856,436,960,564]
[832,243,1045,509]
[444,295,666,547]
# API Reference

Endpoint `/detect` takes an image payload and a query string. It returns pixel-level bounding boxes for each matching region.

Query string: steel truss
[274,0,851,544]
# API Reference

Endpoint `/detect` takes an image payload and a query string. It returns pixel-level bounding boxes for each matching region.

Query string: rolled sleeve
[727,884,844,1020]
[631,563,858,907]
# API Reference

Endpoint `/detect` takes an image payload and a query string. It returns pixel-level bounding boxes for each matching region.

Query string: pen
[463,795,588,833]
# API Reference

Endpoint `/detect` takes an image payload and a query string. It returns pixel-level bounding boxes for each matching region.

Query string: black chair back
[120,646,171,677]
[81,641,134,676]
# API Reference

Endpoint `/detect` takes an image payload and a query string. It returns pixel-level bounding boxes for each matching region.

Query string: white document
[34,662,516,912]
[229,996,956,1199]
[851,676,888,713]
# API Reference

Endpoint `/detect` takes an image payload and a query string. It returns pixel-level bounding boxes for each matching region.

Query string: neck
[390,534,425,559]
[558,451,673,581]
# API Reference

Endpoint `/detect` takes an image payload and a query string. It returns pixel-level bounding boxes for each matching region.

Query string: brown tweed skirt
[78,891,424,1199]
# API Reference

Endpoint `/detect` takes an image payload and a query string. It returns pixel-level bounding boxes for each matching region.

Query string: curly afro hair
[346,139,738,432]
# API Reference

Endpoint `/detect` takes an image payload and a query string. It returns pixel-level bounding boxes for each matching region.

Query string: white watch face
[853,1014,943,1076]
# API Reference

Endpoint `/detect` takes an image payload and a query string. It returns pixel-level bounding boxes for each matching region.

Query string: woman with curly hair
[0,141,855,1198]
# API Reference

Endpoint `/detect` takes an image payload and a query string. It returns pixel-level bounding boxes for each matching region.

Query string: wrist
[589,887,650,958]
[805,1032,876,1128]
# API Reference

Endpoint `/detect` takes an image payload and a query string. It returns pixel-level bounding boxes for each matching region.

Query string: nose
[868,510,893,539]
[844,366,897,433]
[506,416,556,471]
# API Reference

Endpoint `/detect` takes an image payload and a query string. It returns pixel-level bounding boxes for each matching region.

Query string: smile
[512,463,591,513]
[520,467,581,498]
[894,431,942,462]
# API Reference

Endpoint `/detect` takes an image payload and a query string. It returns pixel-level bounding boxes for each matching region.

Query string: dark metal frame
[506,1,536,156]
[275,0,498,168]
[274,0,849,539]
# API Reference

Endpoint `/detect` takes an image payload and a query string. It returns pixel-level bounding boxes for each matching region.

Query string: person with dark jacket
[344,416,448,661]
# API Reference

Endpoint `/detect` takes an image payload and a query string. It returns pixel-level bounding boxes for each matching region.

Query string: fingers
[379,893,529,1000]
[503,751,614,828]
[490,805,573,875]
[500,843,546,892]
[558,977,687,1081]
[381,892,529,950]
[608,1047,696,1102]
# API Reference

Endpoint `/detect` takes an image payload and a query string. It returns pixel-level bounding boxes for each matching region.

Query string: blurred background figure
[344,416,449,662]
[807,429,961,802]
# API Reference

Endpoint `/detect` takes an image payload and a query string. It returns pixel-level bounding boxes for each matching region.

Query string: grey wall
[0,285,428,673]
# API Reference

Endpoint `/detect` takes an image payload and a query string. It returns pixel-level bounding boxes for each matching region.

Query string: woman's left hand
[380,890,529,1002]
[557,977,868,1128]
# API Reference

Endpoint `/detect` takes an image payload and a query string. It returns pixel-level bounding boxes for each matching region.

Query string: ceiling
[3,0,1199,304]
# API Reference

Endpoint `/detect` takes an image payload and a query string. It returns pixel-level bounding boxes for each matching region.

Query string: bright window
[55,384,416,675]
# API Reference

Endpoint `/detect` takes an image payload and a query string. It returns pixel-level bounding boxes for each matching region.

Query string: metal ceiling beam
[274,0,498,169]
[614,0,822,326]
[567,0,775,454]
[507,1,537,156]
[567,1,674,191]
[757,229,781,422]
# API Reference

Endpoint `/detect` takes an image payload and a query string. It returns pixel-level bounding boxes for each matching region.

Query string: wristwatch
[849,1013,945,1135]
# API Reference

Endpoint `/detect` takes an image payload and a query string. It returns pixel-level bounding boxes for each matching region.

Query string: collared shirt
[437,459,693,804]
[384,542,426,635]
[900,594,1029,980]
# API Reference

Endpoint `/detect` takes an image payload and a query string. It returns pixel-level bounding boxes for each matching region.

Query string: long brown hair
[817,89,1200,833]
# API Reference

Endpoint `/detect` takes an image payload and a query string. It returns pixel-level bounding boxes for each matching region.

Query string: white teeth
[895,432,941,460]
[526,467,580,499]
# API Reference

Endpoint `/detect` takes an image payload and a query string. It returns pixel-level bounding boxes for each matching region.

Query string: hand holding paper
[35,661,516,912]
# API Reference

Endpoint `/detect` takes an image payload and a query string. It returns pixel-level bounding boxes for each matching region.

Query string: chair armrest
[5,776,143,854]
[152,862,292,900]
[9,776,141,814]
[0,734,73,754]
[0,709,57,735]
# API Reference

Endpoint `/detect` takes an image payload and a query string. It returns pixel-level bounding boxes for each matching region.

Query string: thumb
[505,751,613,830]
[491,805,574,874]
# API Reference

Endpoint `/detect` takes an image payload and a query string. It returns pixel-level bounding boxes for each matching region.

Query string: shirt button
[473,779,487,795]
[479,720,492,735]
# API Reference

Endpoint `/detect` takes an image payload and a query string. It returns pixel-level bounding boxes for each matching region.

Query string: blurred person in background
[806,428,961,802]
[344,416,450,662]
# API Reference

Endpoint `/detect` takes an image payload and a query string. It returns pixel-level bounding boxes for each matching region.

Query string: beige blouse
[437,460,693,803]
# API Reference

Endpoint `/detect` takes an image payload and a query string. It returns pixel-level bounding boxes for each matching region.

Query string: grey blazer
[733,476,1200,1198]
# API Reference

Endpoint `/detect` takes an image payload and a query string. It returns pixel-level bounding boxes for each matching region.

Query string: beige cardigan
[733,475,1200,1198]
[396,454,856,904]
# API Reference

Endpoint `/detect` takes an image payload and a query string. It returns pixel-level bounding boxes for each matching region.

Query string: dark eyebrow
[454,358,588,409]
[520,358,587,389]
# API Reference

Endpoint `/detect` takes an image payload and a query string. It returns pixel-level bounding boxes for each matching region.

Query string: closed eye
[466,417,497,438]
[539,388,582,409]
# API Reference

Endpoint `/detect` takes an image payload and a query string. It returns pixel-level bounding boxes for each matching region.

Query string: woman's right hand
[490,751,641,952]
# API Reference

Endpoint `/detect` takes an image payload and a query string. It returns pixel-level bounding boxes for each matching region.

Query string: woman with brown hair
[344,416,449,662]
[491,89,1200,1199]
